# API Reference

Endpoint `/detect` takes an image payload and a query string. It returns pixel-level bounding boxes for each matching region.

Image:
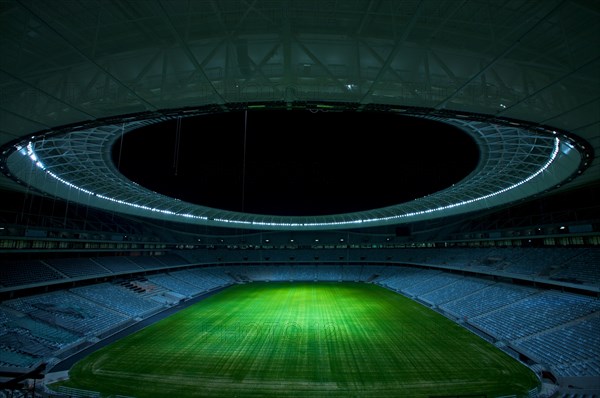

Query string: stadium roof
[0,0,598,230]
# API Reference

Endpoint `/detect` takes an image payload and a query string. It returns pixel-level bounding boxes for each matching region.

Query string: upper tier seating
[91,256,142,273]
[551,249,600,285]
[0,260,65,287]
[2,248,599,289]
[127,256,165,269]
[44,258,109,279]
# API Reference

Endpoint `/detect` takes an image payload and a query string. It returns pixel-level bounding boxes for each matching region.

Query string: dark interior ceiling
[0,0,598,234]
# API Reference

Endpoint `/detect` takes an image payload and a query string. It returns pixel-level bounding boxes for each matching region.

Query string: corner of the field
[45,370,70,384]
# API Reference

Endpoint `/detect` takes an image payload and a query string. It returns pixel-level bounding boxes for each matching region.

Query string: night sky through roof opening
[112,111,479,216]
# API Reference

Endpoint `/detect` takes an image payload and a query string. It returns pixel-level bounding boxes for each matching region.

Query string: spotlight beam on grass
[57,283,539,397]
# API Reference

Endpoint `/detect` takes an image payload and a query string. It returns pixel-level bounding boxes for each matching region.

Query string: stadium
[0,1,599,397]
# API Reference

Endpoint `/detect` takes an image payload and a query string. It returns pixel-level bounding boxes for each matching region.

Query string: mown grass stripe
[57,282,539,397]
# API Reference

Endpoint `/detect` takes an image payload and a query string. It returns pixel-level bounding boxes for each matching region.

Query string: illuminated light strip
[23,137,560,228]
[249,137,562,228]
[25,143,208,221]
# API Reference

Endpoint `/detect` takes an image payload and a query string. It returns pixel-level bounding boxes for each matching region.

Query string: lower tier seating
[0,264,598,380]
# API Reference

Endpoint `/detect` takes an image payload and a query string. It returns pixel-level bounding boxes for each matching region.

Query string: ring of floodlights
[1,103,590,231]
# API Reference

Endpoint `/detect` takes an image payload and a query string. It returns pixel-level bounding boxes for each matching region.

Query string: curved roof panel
[0,0,598,229]
[4,106,586,230]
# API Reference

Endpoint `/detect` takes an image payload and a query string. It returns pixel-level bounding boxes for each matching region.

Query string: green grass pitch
[58,282,539,397]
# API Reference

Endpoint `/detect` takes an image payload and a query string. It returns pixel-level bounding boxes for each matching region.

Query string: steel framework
[3,104,587,230]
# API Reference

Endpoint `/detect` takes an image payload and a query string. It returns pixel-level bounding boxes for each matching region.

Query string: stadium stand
[155,253,188,267]
[439,283,539,320]
[90,256,142,273]
[0,346,38,368]
[0,307,81,349]
[71,283,164,318]
[402,272,463,296]
[341,265,366,281]
[169,268,235,291]
[4,291,130,336]
[518,316,600,376]
[0,260,65,287]
[6,247,598,292]
[43,258,110,279]
[315,265,343,281]
[1,262,599,385]
[126,256,166,269]
[238,265,283,281]
[377,267,442,293]
[420,277,493,306]
[0,332,54,357]
[551,249,600,285]
[468,291,600,341]
[146,273,204,297]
